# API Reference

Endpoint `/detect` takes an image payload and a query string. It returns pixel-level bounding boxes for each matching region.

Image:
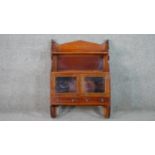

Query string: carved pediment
[52,40,109,52]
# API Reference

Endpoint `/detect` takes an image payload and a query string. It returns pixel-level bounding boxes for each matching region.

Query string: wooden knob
[100,98,104,102]
[85,98,89,102]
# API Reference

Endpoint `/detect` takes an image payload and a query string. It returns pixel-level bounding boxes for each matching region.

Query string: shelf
[52,52,108,55]
[52,71,109,74]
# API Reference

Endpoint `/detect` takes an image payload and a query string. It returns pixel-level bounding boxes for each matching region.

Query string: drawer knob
[100,98,104,102]
[85,98,89,102]
[72,99,75,102]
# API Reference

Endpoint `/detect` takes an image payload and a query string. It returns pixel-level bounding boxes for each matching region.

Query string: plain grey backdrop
[0,34,155,120]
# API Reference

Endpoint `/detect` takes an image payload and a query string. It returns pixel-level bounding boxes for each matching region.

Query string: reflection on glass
[84,77,105,93]
[56,77,76,93]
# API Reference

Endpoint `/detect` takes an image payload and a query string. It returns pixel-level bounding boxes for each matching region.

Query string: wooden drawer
[81,97,109,106]
[51,97,110,106]
[54,97,80,103]
[81,97,104,103]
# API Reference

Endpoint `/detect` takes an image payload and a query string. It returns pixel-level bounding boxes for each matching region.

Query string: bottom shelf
[50,104,111,118]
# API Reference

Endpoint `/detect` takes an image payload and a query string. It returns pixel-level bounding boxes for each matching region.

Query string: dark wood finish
[57,55,103,71]
[50,105,57,118]
[50,40,111,118]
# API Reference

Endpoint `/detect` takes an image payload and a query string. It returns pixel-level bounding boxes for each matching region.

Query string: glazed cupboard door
[80,73,110,97]
[51,73,80,96]
[55,77,77,93]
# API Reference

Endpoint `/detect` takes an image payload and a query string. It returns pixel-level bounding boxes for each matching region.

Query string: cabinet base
[50,105,111,119]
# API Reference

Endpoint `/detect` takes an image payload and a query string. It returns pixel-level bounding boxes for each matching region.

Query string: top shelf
[52,52,108,55]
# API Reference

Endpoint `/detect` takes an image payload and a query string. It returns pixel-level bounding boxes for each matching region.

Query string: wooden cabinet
[50,40,111,118]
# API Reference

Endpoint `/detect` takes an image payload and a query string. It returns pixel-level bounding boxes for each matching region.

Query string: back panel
[57,55,103,71]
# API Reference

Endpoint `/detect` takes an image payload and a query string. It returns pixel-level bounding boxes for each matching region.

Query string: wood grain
[50,40,111,118]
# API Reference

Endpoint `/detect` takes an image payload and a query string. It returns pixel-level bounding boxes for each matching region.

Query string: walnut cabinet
[50,40,111,118]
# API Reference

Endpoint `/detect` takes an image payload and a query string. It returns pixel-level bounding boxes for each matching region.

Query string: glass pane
[84,77,105,93]
[56,77,76,93]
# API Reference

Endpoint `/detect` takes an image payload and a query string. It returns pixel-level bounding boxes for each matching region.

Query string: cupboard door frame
[51,72,80,97]
[80,72,110,97]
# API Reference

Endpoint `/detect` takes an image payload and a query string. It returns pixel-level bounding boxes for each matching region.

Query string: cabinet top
[51,40,109,53]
